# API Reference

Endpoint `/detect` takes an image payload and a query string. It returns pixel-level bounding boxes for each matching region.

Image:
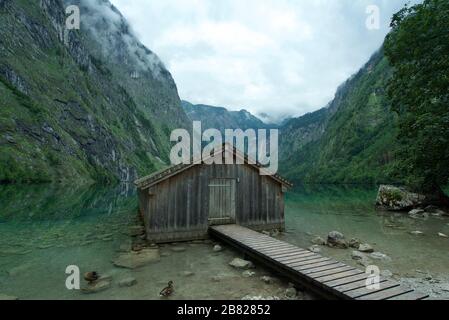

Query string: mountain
[280,50,399,184]
[182,100,273,132]
[0,0,190,184]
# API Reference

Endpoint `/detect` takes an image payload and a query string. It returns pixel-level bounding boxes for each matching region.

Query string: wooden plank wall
[139,162,286,242]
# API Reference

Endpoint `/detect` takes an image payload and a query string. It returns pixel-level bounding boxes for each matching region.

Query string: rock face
[376,185,426,211]
[0,0,191,183]
[327,231,348,249]
[182,101,270,134]
[113,248,160,269]
[229,258,255,270]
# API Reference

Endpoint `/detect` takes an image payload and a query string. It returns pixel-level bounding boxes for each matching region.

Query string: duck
[84,271,100,284]
[160,281,174,297]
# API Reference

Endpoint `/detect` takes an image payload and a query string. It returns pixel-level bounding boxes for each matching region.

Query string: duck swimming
[84,271,100,284]
[160,281,174,297]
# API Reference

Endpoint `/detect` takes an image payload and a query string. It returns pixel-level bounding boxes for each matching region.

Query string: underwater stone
[113,248,160,269]
[119,277,137,287]
[82,280,112,294]
[229,258,254,270]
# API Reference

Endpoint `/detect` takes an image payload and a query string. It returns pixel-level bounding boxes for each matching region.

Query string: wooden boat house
[135,144,292,243]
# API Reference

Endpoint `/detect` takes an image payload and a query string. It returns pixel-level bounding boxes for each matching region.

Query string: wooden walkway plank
[326,273,371,287]
[387,291,429,300]
[334,278,389,293]
[345,280,400,299]
[358,286,414,300]
[209,225,427,300]
[309,266,356,279]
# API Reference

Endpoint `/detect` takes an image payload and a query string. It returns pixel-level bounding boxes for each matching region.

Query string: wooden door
[208,179,236,225]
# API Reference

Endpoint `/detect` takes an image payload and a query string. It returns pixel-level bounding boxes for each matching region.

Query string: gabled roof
[135,143,293,190]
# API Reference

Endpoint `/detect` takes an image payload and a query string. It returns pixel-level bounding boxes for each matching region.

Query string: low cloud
[110,0,421,121]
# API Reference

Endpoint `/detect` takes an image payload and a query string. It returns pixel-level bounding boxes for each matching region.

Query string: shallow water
[283,185,449,278]
[0,184,291,300]
[1,183,448,299]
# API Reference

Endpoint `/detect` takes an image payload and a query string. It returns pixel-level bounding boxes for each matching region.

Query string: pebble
[242,270,256,278]
[438,233,448,238]
[213,245,223,252]
[261,276,274,284]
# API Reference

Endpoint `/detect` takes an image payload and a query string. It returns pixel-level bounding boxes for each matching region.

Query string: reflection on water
[1,183,448,300]
[284,185,449,278]
[0,184,291,300]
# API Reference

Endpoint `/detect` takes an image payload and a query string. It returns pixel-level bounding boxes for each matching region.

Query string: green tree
[384,0,449,202]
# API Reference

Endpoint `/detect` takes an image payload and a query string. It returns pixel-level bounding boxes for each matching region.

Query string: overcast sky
[110,0,419,123]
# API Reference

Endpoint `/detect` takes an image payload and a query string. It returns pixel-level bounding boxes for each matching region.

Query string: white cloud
[110,0,421,122]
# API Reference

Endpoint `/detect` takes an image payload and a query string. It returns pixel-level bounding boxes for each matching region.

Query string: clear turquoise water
[283,185,449,278]
[1,184,448,299]
[0,184,288,300]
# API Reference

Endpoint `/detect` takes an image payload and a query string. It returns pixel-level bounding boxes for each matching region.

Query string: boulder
[327,231,348,249]
[229,258,254,270]
[376,185,426,211]
[349,238,361,249]
[213,245,223,252]
[358,244,374,253]
[311,236,326,246]
[118,277,137,287]
[113,248,160,269]
[81,280,111,294]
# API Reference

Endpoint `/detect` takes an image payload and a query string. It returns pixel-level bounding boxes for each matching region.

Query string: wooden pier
[209,224,428,300]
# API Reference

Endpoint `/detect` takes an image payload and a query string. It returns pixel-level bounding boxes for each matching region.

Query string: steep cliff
[280,50,399,184]
[0,0,189,183]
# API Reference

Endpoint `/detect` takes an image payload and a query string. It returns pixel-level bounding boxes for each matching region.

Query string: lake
[1,184,448,299]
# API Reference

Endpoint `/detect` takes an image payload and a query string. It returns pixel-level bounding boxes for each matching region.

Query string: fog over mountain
[111,0,421,122]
